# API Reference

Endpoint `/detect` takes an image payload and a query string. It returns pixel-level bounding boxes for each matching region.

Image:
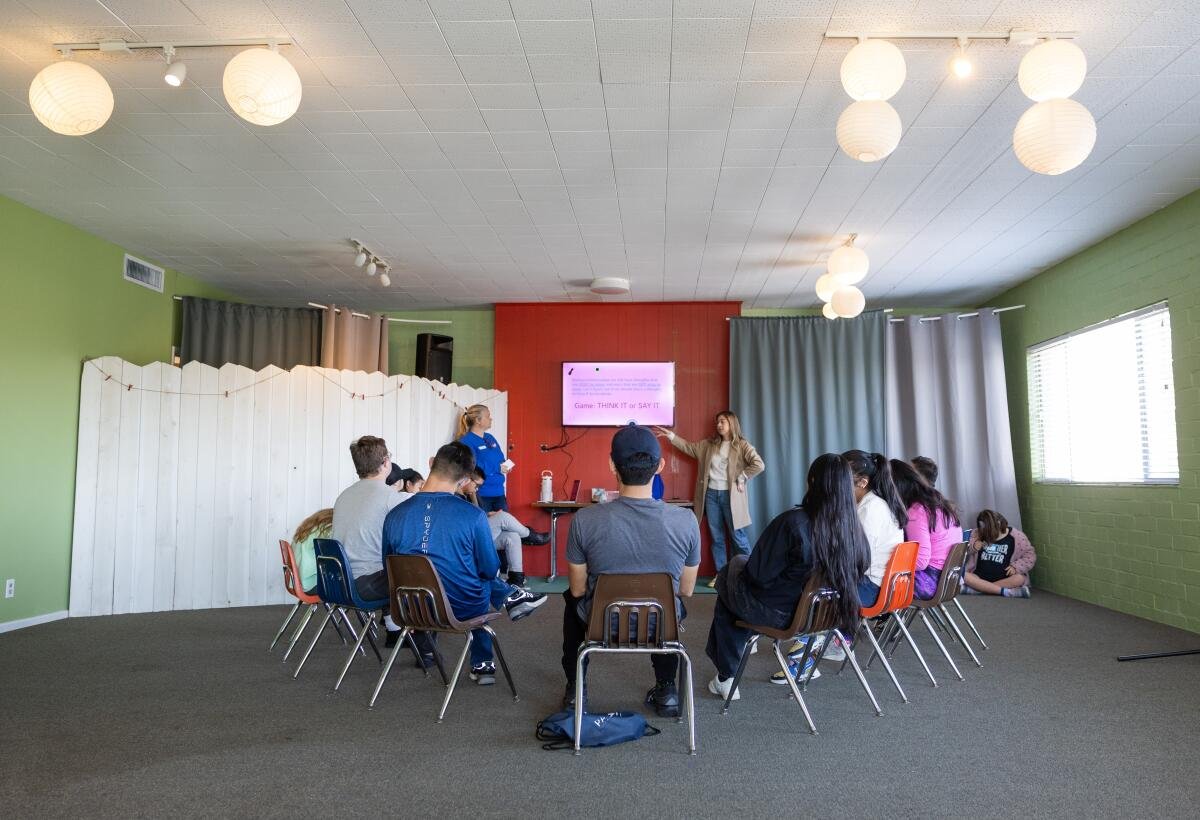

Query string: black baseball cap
[610,423,661,466]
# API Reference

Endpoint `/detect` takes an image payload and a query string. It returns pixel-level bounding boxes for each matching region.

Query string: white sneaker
[822,641,847,662]
[708,675,741,701]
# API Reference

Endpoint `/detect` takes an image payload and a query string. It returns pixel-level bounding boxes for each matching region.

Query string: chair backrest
[585,573,679,647]
[862,541,918,618]
[778,573,841,639]
[385,554,468,632]
[928,541,970,605]
[313,538,380,610]
[278,539,320,605]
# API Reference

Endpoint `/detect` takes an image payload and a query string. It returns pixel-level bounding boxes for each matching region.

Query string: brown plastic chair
[895,542,982,682]
[368,555,518,721]
[573,573,696,755]
[720,574,881,735]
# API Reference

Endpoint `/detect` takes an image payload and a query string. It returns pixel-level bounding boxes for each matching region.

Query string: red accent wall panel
[494,301,740,577]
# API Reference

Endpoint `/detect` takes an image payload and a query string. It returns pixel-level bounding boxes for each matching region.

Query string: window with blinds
[1027,302,1178,485]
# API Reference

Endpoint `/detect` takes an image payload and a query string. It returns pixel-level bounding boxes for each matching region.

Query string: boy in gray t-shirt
[562,425,701,717]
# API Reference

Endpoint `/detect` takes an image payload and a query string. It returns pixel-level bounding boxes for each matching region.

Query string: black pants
[705,555,793,679]
[561,590,681,687]
[353,570,435,655]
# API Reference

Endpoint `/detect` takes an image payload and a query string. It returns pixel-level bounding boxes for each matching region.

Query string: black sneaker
[563,682,587,710]
[522,530,550,546]
[413,653,435,670]
[504,587,548,621]
[470,661,496,685]
[645,681,681,718]
[384,629,402,649]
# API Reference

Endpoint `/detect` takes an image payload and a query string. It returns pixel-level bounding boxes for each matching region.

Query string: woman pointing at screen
[656,412,765,585]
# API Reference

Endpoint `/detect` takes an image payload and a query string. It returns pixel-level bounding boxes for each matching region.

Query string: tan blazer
[665,433,765,531]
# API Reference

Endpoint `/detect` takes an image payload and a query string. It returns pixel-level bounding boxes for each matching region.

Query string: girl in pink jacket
[891,459,963,600]
[965,510,1036,597]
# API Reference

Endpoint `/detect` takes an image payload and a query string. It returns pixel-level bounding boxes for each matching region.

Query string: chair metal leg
[484,625,519,702]
[680,650,696,755]
[353,610,383,663]
[859,621,907,703]
[334,611,374,691]
[293,605,336,679]
[864,616,899,671]
[835,629,883,716]
[269,602,301,651]
[573,646,591,755]
[894,612,938,688]
[405,632,431,678]
[437,633,473,723]
[329,605,353,645]
[887,611,918,660]
[919,610,963,681]
[282,604,318,661]
[772,641,817,734]
[939,605,983,668]
[721,635,758,715]
[368,627,410,708]
[952,598,988,649]
[427,634,450,685]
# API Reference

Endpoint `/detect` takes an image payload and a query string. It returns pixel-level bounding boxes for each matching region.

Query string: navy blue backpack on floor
[536,710,660,750]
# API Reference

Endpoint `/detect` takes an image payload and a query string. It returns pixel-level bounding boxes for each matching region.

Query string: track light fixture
[950,38,973,78]
[163,46,186,86]
[378,268,391,287]
[366,259,378,276]
[353,243,367,267]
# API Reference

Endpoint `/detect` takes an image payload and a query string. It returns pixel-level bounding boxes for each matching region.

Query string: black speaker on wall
[416,333,453,384]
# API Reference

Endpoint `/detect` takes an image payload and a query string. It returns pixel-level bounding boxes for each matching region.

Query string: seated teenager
[890,459,963,600]
[911,455,938,487]
[465,467,549,589]
[382,441,547,685]
[332,436,405,644]
[291,508,333,595]
[789,450,907,664]
[705,453,870,699]
[965,510,1035,598]
[386,466,425,502]
[561,424,701,716]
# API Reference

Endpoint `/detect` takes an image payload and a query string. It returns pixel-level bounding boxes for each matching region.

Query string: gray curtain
[319,305,389,373]
[179,297,320,370]
[730,313,888,541]
[885,310,1020,528]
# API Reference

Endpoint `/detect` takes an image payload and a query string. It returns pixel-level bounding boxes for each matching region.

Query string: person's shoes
[705,577,717,588]
[521,530,550,546]
[645,681,681,718]
[504,587,548,620]
[708,675,740,701]
[1002,585,1031,598]
[469,661,496,685]
[384,629,402,649]
[822,639,847,662]
[787,635,824,661]
[770,656,821,685]
[562,682,588,710]
[414,653,436,670]
[507,571,528,589]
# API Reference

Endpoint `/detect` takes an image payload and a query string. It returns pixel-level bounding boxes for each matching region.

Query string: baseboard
[0,610,68,634]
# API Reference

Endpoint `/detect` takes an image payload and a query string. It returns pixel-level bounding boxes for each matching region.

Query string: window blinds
[1027,301,1178,484]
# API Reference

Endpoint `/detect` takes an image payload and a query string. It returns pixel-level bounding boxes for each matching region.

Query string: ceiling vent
[123,253,164,293]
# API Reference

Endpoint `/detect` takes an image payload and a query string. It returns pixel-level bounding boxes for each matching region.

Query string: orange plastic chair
[846,541,937,699]
[270,540,325,660]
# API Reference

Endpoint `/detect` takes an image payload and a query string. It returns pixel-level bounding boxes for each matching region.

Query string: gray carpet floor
[2,591,1198,819]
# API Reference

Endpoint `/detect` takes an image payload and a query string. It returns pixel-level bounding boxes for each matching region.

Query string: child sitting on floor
[964,510,1035,598]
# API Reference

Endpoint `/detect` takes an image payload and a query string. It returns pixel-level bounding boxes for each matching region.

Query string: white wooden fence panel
[70,361,505,615]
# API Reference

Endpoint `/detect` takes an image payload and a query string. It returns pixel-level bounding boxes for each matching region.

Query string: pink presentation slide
[562,362,676,426]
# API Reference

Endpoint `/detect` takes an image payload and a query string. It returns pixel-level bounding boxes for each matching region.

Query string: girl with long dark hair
[890,459,963,599]
[705,453,870,700]
[841,450,906,607]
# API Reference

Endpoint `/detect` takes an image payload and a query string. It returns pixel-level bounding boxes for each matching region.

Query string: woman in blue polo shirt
[457,404,510,512]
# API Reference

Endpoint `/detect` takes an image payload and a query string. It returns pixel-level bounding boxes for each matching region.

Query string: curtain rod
[726,305,1025,322]
[170,295,451,325]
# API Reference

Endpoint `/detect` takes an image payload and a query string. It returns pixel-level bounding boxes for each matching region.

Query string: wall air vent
[123,253,164,293]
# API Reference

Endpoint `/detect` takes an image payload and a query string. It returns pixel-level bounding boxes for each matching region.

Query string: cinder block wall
[996,190,1200,633]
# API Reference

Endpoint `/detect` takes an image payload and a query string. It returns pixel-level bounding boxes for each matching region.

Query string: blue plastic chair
[293,538,387,690]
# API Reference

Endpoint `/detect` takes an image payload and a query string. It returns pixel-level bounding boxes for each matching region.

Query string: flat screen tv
[562,362,676,427]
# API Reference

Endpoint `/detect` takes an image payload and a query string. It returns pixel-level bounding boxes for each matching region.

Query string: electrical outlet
[4,579,13,598]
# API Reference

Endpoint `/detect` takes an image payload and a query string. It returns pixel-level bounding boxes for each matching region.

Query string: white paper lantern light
[28,61,114,136]
[828,243,869,285]
[1013,98,1096,175]
[841,39,907,101]
[1018,39,1087,102]
[822,302,840,320]
[836,100,902,163]
[815,273,841,302]
[223,47,302,126]
[831,285,866,319]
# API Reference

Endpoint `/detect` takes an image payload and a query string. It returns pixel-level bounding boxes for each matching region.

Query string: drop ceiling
[1,0,1199,310]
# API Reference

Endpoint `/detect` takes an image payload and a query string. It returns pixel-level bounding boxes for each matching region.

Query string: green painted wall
[0,195,231,627]
[386,308,494,387]
[996,190,1200,633]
